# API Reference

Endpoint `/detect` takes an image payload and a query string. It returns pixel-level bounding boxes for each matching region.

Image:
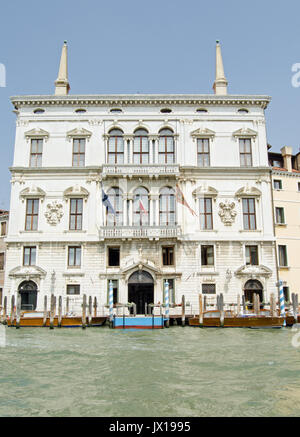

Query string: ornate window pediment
[63,185,89,201]
[234,264,272,278]
[233,128,257,140]
[9,265,47,279]
[66,128,92,141]
[19,186,46,202]
[235,186,261,199]
[193,185,218,199]
[25,128,49,142]
[191,128,215,141]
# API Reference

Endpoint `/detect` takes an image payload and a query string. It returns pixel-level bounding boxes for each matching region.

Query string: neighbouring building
[3,41,278,314]
[0,210,9,306]
[269,146,300,301]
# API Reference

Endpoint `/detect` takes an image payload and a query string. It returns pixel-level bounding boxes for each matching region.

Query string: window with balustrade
[108,129,124,164]
[107,187,123,226]
[158,128,175,164]
[133,129,149,164]
[159,187,176,225]
[133,187,149,226]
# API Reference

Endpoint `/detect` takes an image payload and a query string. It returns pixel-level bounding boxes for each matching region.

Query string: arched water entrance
[128,270,154,314]
[18,280,38,311]
[244,279,263,308]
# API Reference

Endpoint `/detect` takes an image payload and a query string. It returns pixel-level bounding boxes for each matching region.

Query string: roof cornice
[10,94,271,109]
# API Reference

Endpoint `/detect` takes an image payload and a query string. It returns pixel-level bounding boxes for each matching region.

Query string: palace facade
[3,42,278,314]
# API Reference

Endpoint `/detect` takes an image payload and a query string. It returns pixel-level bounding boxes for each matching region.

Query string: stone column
[128,194,133,226]
[122,194,127,226]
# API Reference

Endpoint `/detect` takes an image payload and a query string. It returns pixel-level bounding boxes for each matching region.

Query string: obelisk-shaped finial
[54,41,70,96]
[213,40,228,95]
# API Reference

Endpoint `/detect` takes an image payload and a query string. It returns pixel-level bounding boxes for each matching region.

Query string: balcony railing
[99,225,181,240]
[102,164,180,178]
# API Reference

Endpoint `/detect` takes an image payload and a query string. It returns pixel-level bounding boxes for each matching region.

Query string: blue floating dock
[113,315,165,329]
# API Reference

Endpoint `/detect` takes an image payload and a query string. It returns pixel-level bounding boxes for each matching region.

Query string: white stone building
[3,42,278,315]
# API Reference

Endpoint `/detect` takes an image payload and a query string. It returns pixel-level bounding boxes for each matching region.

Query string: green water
[0,326,300,417]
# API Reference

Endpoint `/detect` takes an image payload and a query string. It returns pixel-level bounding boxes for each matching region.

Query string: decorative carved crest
[44,201,63,225]
[218,201,237,226]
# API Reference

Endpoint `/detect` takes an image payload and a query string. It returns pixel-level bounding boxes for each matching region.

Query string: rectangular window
[69,198,83,230]
[298,182,300,192]
[72,139,86,167]
[0,253,4,270]
[108,247,120,267]
[162,246,174,266]
[197,139,210,167]
[283,286,290,302]
[68,246,81,267]
[239,139,252,167]
[202,284,216,294]
[278,245,288,267]
[30,139,43,167]
[107,279,118,304]
[23,247,36,266]
[273,179,282,190]
[1,221,7,236]
[25,199,39,231]
[67,284,80,295]
[242,198,256,230]
[199,198,213,230]
[108,134,124,164]
[245,246,259,265]
[163,279,175,304]
[275,207,285,224]
[201,245,214,266]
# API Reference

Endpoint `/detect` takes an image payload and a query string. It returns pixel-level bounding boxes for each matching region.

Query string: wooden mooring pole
[82,294,87,329]
[220,293,224,327]
[237,294,241,316]
[198,293,203,327]
[58,296,62,327]
[181,295,185,327]
[66,296,69,315]
[93,297,97,317]
[270,293,275,317]
[43,296,47,327]
[2,296,7,325]
[16,294,21,329]
[50,295,56,329]
[88,296,92,327]
[292,293,298,323]
[11,296,15,326]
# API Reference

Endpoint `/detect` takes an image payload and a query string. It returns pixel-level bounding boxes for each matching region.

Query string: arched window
[133,187,149,226]
[159,187,175,225]
[107,187,123,226]
[108,129,124,164]
[158,128,175,164]
[133,129,149,164]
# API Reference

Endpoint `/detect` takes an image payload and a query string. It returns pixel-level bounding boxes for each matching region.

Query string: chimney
[280,146,293,172]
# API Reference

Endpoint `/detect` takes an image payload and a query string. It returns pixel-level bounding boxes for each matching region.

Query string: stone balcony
[101,164,180,179]
[99,225,181,240]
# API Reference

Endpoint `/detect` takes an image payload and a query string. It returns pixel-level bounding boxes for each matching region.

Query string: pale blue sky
[0,0,300,209]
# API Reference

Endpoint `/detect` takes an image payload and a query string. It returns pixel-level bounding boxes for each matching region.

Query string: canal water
[0,326,300,417]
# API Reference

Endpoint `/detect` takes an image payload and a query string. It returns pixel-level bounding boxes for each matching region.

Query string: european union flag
[102,189,116,215]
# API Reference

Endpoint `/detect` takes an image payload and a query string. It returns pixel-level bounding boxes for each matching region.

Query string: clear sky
[0,0,300,210]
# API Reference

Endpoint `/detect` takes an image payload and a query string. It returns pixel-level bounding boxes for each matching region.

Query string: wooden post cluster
[198,293,203,327]
[82,294,87,329]
[292,293,299,323]
[58,296,62,327]
[219,293,224,327]
[16,295,21,329]
[50,294,56,329]
[3,296,7,324]
[10,296,15,326]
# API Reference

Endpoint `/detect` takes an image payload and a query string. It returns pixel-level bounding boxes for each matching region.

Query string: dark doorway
[244,279,263,308]
[18,280,38,310]
[128,270,154,314]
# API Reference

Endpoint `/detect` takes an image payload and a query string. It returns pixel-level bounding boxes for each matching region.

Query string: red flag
[176,184,197,216]
[139,199,148,215]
